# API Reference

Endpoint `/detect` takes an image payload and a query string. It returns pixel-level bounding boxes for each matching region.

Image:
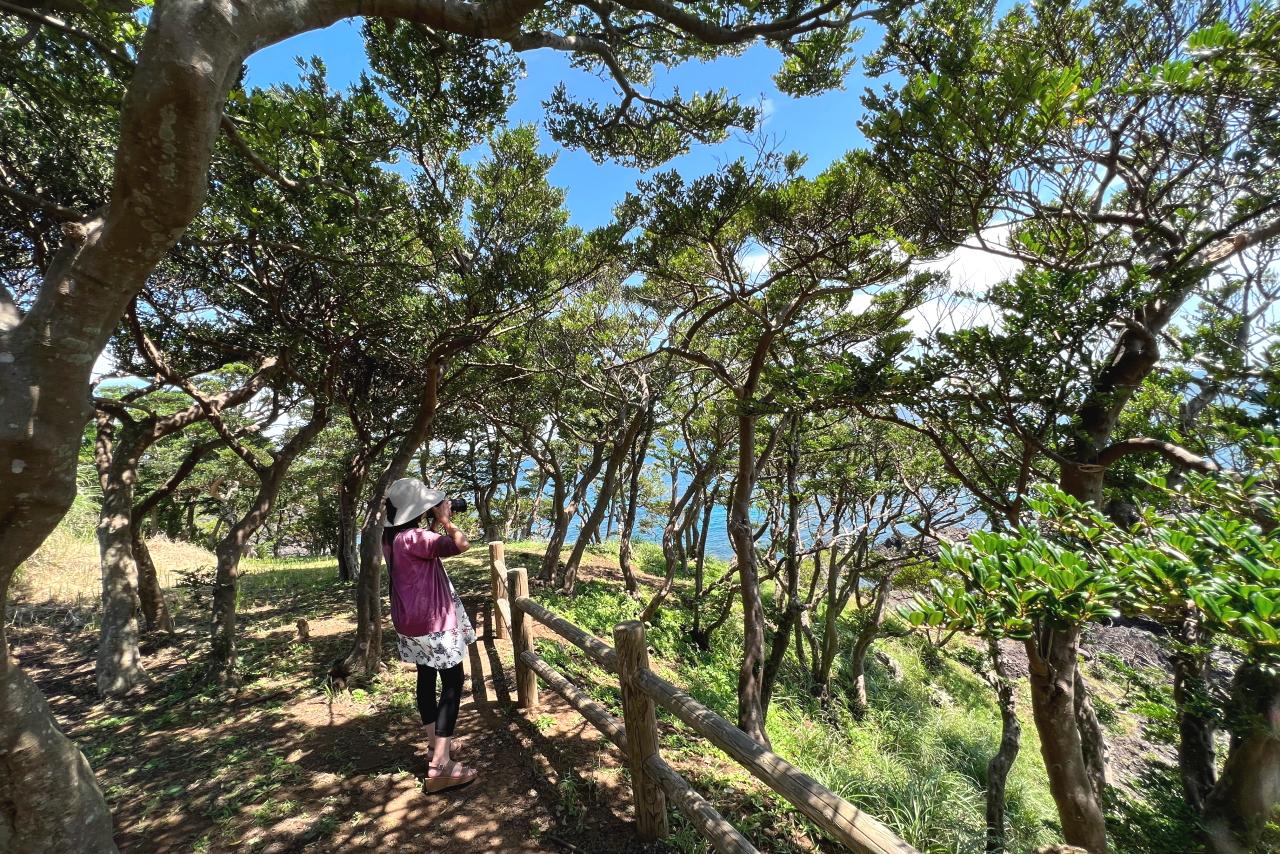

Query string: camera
[448,497,468,513]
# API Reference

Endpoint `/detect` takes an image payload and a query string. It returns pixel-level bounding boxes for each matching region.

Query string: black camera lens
[450,497,468,513]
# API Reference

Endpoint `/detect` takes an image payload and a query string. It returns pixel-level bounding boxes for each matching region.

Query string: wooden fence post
[614,620,668,841]
[489,540,508,640]
[509,566,538,710]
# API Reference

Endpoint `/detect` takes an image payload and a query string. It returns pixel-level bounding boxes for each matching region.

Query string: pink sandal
[425,760,478,793]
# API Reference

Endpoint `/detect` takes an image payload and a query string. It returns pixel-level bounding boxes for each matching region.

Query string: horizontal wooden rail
[645,753,758,854]
[632,669,917,854]
[497,555,918,854]
[520,650,627,753]
[514,595,618,671]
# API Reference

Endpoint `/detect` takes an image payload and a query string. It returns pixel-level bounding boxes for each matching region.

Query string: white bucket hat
[385,477,447,526]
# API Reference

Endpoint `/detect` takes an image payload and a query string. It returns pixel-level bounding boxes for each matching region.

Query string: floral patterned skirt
[395,585,476,670]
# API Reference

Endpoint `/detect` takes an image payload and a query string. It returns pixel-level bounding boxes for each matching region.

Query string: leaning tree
[859,3,1280,847]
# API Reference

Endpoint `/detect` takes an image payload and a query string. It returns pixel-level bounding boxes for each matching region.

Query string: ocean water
[558,501,735,560]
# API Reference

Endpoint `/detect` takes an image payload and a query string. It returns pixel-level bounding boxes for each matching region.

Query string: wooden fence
[486,542,918,854]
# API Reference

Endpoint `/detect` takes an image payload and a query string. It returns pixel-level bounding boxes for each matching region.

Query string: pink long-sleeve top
[383,527,463,637]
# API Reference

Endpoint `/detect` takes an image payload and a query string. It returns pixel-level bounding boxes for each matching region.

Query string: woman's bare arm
[432,502,471,553]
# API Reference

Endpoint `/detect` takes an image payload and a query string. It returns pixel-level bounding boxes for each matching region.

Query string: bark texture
[1202,663,1280,854]
[1024,631,1108,853]
[0,664,118,854]
[131,531,173,633]
[985,638,1022,854]
[94,418,151,697]
[730,408,768,746]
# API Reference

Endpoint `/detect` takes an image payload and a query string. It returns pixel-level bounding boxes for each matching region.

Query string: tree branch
[127,304,276,476]
[131,438,221,523]
[0,180,81,221]
[1094,438,1219,472]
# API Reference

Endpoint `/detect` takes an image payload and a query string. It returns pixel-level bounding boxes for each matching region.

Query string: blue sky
[243,21,878,230]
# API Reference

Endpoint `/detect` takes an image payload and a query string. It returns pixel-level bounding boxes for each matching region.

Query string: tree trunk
[337,448,369,583]
[730,409,768,747]
[132,530,173,633]
[641,511,686,623]
[94,419,151,697]
[96,491,150,696]
[564,408,644,593]
[210,409,328,683]
[762,421,801,718]
[0,663,118,853]
[539,470,570,582]
[1024,631,1108,853]
[98,365,274,669]
[500,455,522,541]
[1074,669,1109,800]
[476,478,500,542]
[542,443,607,586]
[763,603,794,713]
[812,545,848,702]
[210,529,247,683]
[346,364,440,679]
[0,4,253,837]
[985,638,1021,854]
[1060,277,1191,508]
[617,409,655,596]
[1173,618,1216,812]
[521,467,548,540]
[1059,464,1105,508]
[1202,662,1280,854]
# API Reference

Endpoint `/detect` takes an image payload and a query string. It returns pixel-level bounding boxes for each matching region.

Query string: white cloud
[758,97,776,127]
[908,225,1022,336]
[918,223,1021,291]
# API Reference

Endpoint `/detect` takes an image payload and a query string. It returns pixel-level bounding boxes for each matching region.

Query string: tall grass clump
[766,637,1058,852]
[13,484,216,606]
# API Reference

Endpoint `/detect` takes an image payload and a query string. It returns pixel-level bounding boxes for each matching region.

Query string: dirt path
[10,554,662,854]
[245,593,647,854]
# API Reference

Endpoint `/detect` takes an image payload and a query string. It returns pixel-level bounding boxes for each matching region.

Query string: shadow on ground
[10,552,666,853]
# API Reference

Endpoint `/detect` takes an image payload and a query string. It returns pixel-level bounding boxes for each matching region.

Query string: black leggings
[417,663,464,737]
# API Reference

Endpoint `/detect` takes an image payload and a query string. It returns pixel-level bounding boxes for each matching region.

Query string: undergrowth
[536,571,1061,853]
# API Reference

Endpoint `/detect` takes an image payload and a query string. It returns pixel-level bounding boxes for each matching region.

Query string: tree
[863,0,1280,509]
[629,152,933,744]
[908,490,1123,852]
[92,345,277,696]
[639,374,731,622]
[786,416,962,714]
[342,125,614,678]
[1102,434,1280,853]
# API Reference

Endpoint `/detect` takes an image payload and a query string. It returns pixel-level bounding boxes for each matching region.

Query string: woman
[382,476,478,792]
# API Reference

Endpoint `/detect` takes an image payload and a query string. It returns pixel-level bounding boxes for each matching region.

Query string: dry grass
[13,531,216,606]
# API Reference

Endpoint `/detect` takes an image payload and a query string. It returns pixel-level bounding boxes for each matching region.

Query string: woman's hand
[432,500,452,525]
[433,500,470,553]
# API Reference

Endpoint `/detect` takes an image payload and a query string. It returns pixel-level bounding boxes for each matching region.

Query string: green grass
[27,529,1204,854]
[530,561,1061,853]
